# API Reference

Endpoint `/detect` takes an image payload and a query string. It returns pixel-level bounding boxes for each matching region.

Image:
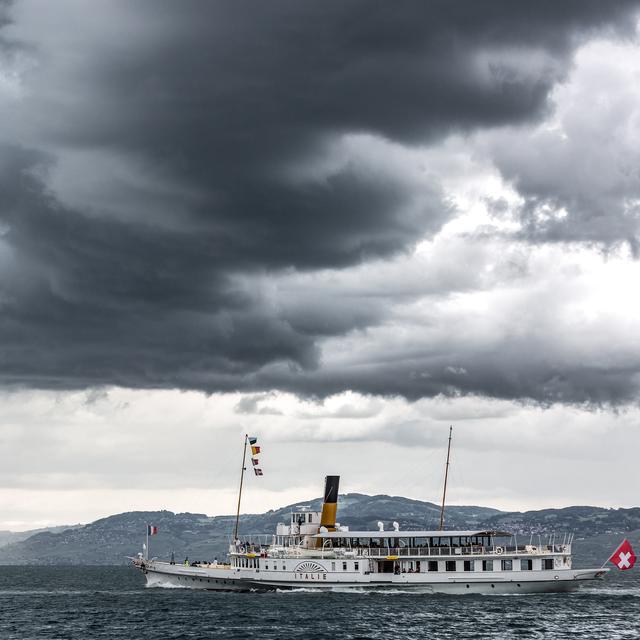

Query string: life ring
[495,546,503,554]
[239,545,246,554]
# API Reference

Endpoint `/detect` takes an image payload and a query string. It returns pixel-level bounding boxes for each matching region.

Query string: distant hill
[0,494,637,566]
[485,505,640,537]
[0,525,81,548]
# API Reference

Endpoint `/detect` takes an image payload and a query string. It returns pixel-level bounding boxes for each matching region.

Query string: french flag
[147,525,158,536]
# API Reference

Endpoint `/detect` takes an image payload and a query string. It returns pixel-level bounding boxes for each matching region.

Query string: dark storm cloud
[20,1,640,159]
[1,0,639,399]
[0,146,322,385]
[254,346,640,407]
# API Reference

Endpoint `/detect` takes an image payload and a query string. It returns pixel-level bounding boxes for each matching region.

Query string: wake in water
[145,580,189,589]
[277,587,443,595]
[577,586,640,597]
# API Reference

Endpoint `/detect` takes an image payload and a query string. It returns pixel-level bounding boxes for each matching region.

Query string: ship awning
[312,530,513,539]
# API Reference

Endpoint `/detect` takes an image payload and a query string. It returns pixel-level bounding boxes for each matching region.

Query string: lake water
[0,566,638,639]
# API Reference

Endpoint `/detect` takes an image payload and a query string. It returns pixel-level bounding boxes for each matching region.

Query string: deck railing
[233,542,570,559]
[360,544,567,558]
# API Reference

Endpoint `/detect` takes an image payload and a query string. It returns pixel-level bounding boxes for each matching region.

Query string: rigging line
[233,433,249,541]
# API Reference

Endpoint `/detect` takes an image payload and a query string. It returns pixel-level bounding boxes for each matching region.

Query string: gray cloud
[483,39,640,253]
[259,348,640,406]
[0,1,639,401]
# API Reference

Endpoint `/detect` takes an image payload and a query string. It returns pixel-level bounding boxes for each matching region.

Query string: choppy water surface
[0,566,638,639]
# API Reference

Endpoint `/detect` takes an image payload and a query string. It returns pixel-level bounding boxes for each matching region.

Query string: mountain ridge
[0,524,83,548]
[0,493,637,565]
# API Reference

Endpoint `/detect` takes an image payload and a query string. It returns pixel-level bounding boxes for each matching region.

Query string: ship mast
[438,425,453,531]
[233,434,249,541]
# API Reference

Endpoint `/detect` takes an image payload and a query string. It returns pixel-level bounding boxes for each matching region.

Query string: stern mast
[438,425,453,531]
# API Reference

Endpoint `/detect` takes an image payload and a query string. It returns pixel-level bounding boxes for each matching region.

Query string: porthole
[491,584,495,588]
[517,584,521,587]
[466,584,469,589]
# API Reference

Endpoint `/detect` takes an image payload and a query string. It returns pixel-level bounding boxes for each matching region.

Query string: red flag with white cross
[609,539,636,570]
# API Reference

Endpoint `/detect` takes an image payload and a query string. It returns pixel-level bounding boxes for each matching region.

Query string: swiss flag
[609,539,636,571]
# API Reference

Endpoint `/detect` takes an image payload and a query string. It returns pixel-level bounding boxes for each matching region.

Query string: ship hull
[140,561,606,594]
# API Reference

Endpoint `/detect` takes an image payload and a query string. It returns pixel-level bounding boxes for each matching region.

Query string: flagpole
[145,524,149,561]
[438,426,453,531]
[233,434,249,542]
[599,540,610,569]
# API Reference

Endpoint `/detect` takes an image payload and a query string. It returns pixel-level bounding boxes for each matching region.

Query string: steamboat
[133,432,609,593]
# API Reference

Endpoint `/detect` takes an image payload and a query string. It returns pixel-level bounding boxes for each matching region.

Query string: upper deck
[311,529,570,558]
[233,525,574,560]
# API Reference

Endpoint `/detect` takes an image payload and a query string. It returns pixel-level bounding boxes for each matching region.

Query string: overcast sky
[1,1,640,531]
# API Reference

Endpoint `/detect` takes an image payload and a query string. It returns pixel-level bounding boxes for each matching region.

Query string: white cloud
[1,386,638,529]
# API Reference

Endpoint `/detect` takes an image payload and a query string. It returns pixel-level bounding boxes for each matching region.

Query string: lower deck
[140,559,607,594]
[230,553,571,576]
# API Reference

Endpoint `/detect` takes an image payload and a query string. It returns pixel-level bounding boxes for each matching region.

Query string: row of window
[426,558,553,572]
[177,576,230,585]
[262,561,361,572]
[234,557,556,572]
[235,559,362,572]
[293,512,316,524]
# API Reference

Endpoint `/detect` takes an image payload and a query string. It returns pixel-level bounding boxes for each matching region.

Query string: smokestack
[320,475,340,531]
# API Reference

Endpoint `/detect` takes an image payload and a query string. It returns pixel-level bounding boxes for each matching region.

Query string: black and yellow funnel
[320,475,340,531]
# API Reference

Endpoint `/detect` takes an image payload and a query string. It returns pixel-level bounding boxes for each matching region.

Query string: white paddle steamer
[134,471,608,593]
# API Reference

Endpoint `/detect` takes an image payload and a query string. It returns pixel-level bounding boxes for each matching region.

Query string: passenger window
[482,560,493,571]
[463,560,474,572]
[343,562,347,571]
[501,559,513,571]
[354,562,359,571]
[521,559,533,571]
[543,559,553,570]
[446,561,456,572]
[428,561,438,572]
[331,562,336,571]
